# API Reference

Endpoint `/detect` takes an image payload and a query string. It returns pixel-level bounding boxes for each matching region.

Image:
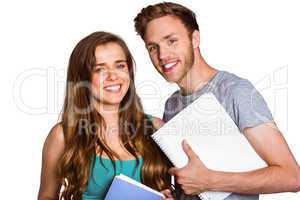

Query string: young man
[134,2,300,200]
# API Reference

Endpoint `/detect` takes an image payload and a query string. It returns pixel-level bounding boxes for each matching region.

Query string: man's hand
[169,123,300,195]
[168,140,214,195]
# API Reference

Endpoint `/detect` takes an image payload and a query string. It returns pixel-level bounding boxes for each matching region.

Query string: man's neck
[178,54,218,96]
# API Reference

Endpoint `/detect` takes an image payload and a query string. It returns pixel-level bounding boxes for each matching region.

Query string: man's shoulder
[217,71,255,97]
[219,71,251,87]
[164,90,181,107]
[163,71,257,110]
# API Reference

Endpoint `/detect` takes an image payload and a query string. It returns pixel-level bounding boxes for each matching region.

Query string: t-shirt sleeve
[162,91,181,122]
[162,99,171,122]
[229,79,273,132]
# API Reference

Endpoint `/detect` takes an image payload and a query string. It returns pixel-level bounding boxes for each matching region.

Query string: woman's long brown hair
[58,31,171,199]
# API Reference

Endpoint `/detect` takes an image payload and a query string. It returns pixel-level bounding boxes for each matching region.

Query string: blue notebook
[104,174,164,200]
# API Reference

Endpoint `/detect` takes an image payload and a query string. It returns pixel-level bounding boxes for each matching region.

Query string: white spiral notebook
[151,93,266,200]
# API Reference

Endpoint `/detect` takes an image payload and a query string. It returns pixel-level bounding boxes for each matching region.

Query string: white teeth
[104,85,121,92]
[164,61,177,69]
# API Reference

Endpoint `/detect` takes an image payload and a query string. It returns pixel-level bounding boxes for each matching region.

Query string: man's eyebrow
[162,33,177,40]
[115,59,127,63]
[146,42,157,47]
[146,33,178,46]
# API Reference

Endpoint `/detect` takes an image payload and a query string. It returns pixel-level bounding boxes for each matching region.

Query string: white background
[0,0,299,199]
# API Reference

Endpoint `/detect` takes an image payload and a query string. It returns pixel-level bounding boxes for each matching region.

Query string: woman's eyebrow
[94,62,106,67]
[94,59,126,66]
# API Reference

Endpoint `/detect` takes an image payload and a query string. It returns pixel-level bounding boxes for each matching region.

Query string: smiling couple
[38,2,300,200]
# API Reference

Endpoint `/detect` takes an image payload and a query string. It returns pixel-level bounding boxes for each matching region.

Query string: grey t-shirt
[162,71,273,200]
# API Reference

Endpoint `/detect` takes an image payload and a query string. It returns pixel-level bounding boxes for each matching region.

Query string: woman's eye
[94,67,105,73]
[116,64,126,69]
[117,64,124,68]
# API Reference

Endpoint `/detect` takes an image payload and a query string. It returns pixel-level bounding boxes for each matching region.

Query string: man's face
[144,15,195,84]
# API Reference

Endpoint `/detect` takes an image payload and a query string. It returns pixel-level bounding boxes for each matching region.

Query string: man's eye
[148,46,157,52]
[168,39,177,45]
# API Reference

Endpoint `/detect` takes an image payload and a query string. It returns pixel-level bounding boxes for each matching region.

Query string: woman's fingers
[161,189,175,199]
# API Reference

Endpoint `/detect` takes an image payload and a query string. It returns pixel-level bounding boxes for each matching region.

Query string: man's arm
[169,122,300,195]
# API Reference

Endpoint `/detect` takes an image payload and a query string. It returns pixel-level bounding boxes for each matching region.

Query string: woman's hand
[161,189,175,200]
[152,116,165,130]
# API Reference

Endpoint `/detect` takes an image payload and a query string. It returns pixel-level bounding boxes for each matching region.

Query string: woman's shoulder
[43,122,65,156]
[48,123,64,142]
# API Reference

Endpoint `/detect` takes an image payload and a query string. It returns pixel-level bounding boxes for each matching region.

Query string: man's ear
[192,30,200,48]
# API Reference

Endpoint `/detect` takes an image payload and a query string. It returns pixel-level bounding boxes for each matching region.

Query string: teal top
[82,115,153,200]
[82,156,143,200]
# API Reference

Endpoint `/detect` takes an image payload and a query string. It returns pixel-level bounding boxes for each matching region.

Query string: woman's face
[91,42,130,107]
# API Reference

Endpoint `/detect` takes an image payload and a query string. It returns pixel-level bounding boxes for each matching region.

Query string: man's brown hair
[134,2,199,39]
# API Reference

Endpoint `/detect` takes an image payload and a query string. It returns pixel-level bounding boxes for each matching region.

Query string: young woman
[38,32,174,200]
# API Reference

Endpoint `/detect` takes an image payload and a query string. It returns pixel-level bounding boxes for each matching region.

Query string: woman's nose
[106,69,117,81]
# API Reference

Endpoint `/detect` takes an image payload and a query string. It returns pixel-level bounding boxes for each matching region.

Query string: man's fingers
[182,139,198,161]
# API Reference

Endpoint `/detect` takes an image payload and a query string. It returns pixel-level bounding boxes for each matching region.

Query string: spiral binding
[152,136,177,166]
[153,136,214,200]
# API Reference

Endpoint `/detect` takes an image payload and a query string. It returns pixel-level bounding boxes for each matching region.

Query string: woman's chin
[101,97,124,106]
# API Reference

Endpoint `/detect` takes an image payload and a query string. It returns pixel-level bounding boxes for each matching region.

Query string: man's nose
[159,46,170,61]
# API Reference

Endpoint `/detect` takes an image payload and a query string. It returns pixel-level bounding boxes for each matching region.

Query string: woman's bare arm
[38,123,65,200]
